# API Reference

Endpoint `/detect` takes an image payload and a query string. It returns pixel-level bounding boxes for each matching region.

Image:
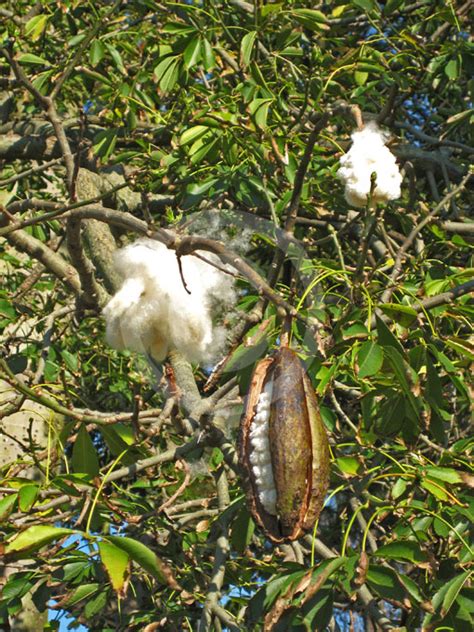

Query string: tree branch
[4,229,81,294]
[199,468,232,632]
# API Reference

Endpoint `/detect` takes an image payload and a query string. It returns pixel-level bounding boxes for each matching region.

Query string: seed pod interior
[239,348,330,542]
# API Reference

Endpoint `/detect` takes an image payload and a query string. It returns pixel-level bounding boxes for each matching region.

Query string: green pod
[239,347,330,542]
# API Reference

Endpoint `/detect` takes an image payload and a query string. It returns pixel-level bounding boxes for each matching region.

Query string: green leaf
[189,135,219,164]
[425,466,462,484]
[18,484,39,512]
[105,43,126,75]
[249,98,272,129]
[92,130,118,160]
[180,125,209,146]
[351,0,379,12]
[84,589,108,618]
[379,303,418,327]
[301,588,333,629]
[72,425,100,477]
[209,447,224,470]
[384,347,419,419]
[367,564,406,601]
[391,478,407,500]
[186,178,218,196]
[342,322,369,340]
[354,70,368,86]
[335,456,361,476]
[432,571,471,617]
[63,559,89,582]
[231,505,255,553]
[356,61,384,73]
[420,478,448,501]
[240,31,257,67]
[61,349,78,372]
[0,493,17,521]
[161,60,180,93]
[77,67,112,86]
[376,394,405,435]
[89,40,105,66]
[154,55,180,92]
[2,577,34,602]
[68,33,87,47]
[445,57,460,81]
[100,425,134,461]
[7,353,27,373]
[292,9,330,31]
[425,355,444,407]
[5,525,74,555]
[98,541,130,593]
[374,539,428,564]
[263,570,307,609]
[113,424,137,446]
[163,22,196,35]
[105,536,170,584]
[202,38,215,71]
[24,14,50,41]
[357,341,383,378]
[183,37,201,70]
[376,316,405,356]
[311,557,347,584]
[63,583,100,606]
[444,337,474,361]
[397,573,423,603]
[261,3,283,18]
[383,0,404,14]
[0,298,16,319]
[316,363,337,395]
[17,53,51,66]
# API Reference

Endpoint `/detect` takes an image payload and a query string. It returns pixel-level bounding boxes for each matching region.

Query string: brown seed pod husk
[239,347,330,543]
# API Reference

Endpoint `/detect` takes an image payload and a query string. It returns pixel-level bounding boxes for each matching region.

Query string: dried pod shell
[239,347,330,542]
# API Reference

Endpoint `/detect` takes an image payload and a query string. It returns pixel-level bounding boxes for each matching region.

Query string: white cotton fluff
[337,121,402,207]
[249,381,277,515]
[103,238,236,364]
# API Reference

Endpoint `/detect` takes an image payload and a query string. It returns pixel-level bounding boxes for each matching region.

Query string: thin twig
[0,156,65,187]
[329,390,359,434]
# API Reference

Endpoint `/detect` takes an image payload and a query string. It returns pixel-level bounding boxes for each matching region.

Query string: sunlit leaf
[0,494,17,521]
[105,536,175,586]
[5,526,74,555]
[240,31,257,67]
[292,9,330,31]
[183,37,202,70]
[18,484,39,512]
[25,14,50,41]
[98,540,130,594]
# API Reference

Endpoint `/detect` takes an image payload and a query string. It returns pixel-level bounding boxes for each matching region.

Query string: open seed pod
[239,347,330,542]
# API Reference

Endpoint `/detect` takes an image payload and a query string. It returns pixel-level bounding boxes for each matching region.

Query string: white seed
[250,423,267,438]
[258,390,271,405]
[255,476,274,493]
[249,379,277,515]
[253,411,269,424]
[250,435,270,453]
[260,489,277,513]
[252,449,271,466]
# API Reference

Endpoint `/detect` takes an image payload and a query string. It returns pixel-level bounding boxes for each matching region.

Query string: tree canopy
[0,1,472,631]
